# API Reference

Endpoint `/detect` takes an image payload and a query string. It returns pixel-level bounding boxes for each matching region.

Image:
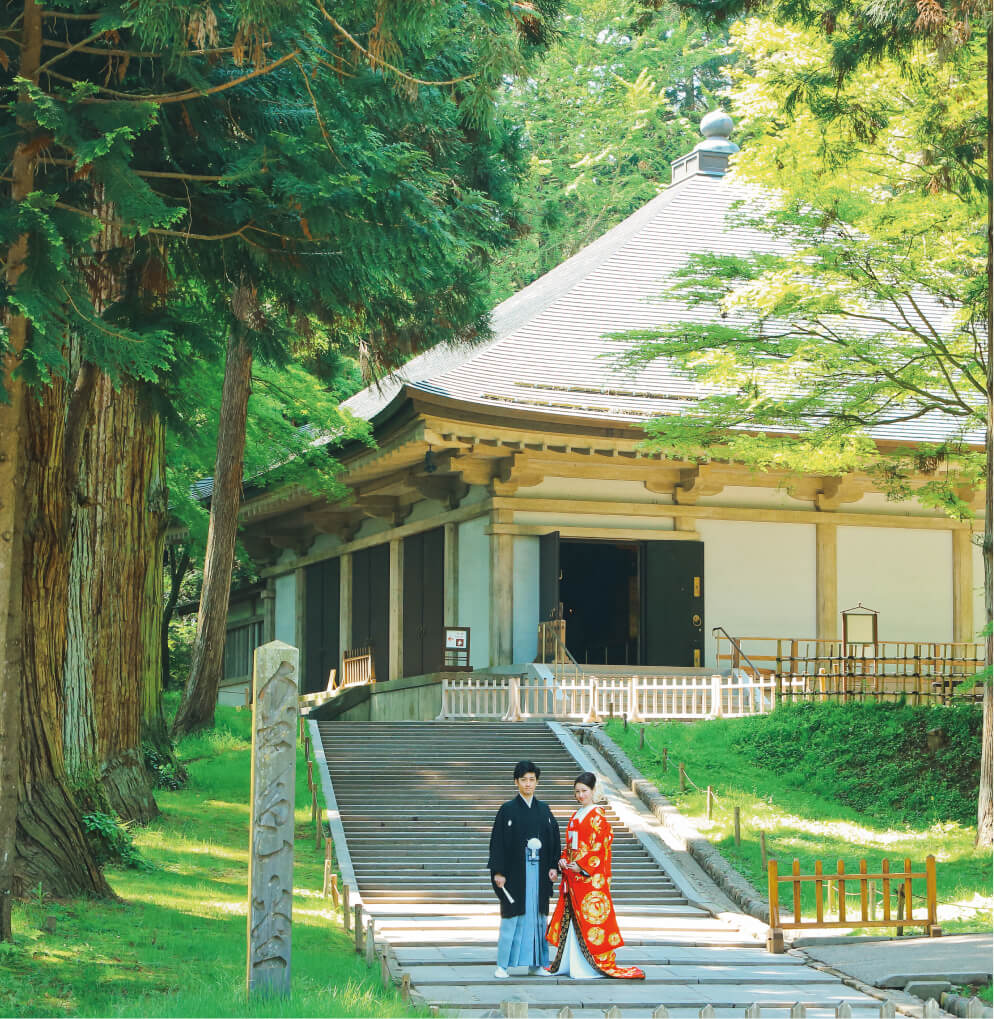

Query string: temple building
[223,113,985,695]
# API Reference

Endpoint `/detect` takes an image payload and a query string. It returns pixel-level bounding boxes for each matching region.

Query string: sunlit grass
[606,713,993,936]
[2,705,424,1018]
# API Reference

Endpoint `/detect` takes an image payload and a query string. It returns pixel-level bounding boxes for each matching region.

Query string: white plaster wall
[513,535,540,663]
[695,485,813,511]
[355,516,389,540]
[308,533,342,558]
[458,516,491,667]
[837,527,953,641]
[972,540,985,642]
[844,491,951,517]
[406,498,446,524]
[274,572,297,645]
[519,477,673,505]
[513,510,674,532]
[695,519,817,667]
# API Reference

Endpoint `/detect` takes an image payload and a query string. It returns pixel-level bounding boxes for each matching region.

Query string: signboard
[442,627,471,671]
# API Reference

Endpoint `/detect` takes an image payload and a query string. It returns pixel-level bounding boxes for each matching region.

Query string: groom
[487,760,561,979]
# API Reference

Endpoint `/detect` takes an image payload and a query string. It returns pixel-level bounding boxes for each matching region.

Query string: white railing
[437,672,798,721]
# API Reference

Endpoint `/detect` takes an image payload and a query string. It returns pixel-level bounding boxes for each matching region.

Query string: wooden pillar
[444,522,459,627]
[339,553,352,661]
[294,566,306,673]
[389,538,403,680]
[952,528,974,642]
[490,512,513,666]
[816,523,838,640]
[261,580,276,643]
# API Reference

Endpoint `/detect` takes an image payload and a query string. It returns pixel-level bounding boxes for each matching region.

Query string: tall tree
[621,13,992,841]
[1,0,564,901]
[493,0,728,299]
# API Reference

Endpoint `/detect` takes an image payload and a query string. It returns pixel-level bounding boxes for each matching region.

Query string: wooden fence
[341,646,375,689]
[767,856,941,953]
[495,1003,932,1018]
[716,634,984,703]
[438,672,802,721]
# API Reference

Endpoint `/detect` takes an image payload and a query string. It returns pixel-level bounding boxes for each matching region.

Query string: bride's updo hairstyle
[574,771,596,789]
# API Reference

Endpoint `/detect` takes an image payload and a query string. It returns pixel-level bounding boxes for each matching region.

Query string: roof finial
[698,109,739,155]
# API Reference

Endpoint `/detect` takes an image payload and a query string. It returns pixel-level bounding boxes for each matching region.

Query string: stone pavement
[313,720,903,1017]
[799,933,993,990]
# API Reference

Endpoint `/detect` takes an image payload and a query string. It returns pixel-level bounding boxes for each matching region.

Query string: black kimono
[487,794,561,919]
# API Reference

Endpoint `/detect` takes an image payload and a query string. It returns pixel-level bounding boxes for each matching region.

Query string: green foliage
[81,811,151,871]
[618,14,987,519]
[491,0,728,299]
[2,702,421,1018]
[729,701,983,827]
[141,742,186,791]
[607,710,993,932]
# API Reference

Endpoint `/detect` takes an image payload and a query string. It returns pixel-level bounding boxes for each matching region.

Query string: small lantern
[842,603,878,648]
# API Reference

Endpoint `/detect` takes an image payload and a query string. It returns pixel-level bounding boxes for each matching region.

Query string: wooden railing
[299,668,338,712]
[438,672,804,721]
[715,634,984,703]
[766,856,940,952]
[341,646,375,689]
[536,620,583,687]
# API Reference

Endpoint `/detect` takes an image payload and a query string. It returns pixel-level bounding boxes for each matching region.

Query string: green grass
[1,705,423,1018]
[607,703,992,936]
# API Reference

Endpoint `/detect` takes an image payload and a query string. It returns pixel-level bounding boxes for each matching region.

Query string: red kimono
[545,805,644,979]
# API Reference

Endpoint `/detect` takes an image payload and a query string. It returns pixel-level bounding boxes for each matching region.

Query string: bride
[544,772,645,980]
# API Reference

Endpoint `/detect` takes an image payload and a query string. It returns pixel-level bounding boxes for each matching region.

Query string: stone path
[312,720,896,1018]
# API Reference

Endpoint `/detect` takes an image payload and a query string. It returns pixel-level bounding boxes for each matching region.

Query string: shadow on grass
[3,710,423,1019]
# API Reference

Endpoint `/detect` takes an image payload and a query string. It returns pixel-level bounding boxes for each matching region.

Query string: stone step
[391,946,802,966]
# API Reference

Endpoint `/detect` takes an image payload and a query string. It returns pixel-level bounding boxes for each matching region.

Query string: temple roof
[340,122,979,449]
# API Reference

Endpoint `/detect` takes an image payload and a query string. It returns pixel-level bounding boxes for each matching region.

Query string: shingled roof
[342,114,980,448]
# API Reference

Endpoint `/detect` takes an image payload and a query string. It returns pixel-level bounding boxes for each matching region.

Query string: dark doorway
[304,558,339,694]
[560,541,639,664]
[351,545,389,682]
[554,538,705,667]
[641,541,705,668]
[402,527,444,677]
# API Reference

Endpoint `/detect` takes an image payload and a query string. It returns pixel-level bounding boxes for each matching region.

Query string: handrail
[712,626,765,680]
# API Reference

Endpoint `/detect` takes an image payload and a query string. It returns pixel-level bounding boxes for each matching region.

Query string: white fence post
[628,675,644,723]
[711,675,723,718]
[583,676,600,724]
[502,675,523,722]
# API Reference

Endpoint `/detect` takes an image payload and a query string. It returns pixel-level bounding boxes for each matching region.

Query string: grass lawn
[1,704,423,1018]
[605,703,992,936]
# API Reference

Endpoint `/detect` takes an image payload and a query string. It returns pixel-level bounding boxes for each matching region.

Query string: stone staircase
[315,721,887,1018]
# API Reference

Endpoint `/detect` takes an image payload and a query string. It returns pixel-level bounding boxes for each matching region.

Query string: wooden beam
[389,538,403,681]
[816,523,838,640]
[952,528,975,642]
[489,510,513,666]
[338,553,352,664]
[444,523,459,627]
[490,496,977,531]
[261,497,492,578]
[487,524,701,541]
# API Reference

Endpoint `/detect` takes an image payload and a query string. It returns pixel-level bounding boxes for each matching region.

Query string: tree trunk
[17,382,110,898]
[63,376,162,823]
[978,23,993,849]
[161,545,191,693]
[172,327,253,738]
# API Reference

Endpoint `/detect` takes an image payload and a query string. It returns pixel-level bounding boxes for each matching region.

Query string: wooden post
[304,734,311,761]
[401,973,411,1003]
[767,858,784,953]
[323,838,333,895]
[639,726,645,750]
[365,919,375,967]
[745,1007,762,1019]
[606,1008,623,1019]
[379,949,390,987]
[733,806,741,846]
[246,640,299,999]
[311,785,318,823]
[879,1001,897,1018]
[706,786,714,820]
[836,1004,854,1019]
[679,762,686,792]
[557,1009,574,1019]
[354,905,363,952]
[330,873,339,909]
[343,884,351,931]
[698,1006,715,1018]
[653,1008,670,1019]
[760,831,768,871]
[925,854,941,937]
[662,747,669,771]
[868,880,877,921]
[307,759,314,790]
[389,538,403,680]
[922,1001,942,1018]
[790,1005,806,1018]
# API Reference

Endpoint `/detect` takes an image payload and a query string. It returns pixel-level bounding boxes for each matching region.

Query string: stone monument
[246,640,299,997]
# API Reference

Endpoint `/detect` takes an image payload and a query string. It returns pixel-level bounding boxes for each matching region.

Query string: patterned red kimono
[545,805,644,979]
